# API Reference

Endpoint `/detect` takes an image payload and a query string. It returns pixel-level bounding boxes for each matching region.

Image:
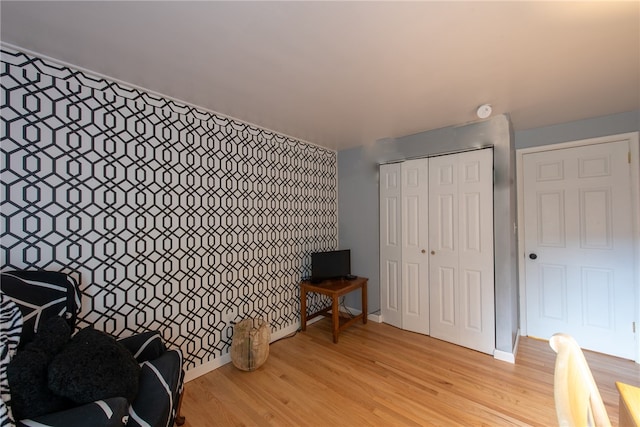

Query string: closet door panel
[379,163,402,328]
[429,155,460,342]
[462,269,483,332]
[400,159,429,335]
[429,149,495,355]
[458,150,494,354]
[438,266,456,326]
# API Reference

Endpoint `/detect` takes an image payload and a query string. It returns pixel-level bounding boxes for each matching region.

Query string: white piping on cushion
[140,360,173,427]
[128,406,151,427]
[133,335,162,359]
[19,420,51,427]
[95,400,114,419]
[3,273,80,325]
[8,297,67,333]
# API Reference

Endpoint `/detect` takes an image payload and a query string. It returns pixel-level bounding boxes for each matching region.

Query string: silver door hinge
[633,321,636,333]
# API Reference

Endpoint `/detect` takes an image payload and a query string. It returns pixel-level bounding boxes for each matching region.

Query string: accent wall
[0,46,338,375]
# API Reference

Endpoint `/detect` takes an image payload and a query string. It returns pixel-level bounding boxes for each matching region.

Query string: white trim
[367,312,383,323]
[630,134,640,364]
[303,315,325,327]
[516,132,640,363]
[343,306,383,323]
[516,145,528,337]
[493,350,514,364]
[493,329,520,364]
[184,322,308,382]
[184,352,232,383]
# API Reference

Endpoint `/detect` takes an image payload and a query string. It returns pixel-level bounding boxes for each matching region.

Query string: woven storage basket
[230,318,270,371]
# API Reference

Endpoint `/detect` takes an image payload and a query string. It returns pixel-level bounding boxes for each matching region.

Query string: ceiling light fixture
[476,104,492,119]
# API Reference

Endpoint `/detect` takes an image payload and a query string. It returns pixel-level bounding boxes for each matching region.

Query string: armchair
[0,270,185,427]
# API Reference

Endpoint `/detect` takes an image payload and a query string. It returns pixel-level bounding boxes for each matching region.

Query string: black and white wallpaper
[0,46,337,371]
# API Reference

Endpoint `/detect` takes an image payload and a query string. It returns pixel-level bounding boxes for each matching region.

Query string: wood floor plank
[180,319,640,426]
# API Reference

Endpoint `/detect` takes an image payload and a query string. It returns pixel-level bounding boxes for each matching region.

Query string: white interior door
[380,163,402,328]
[523,139,636,359]
[401,159,430,334]
[429,149,495,354]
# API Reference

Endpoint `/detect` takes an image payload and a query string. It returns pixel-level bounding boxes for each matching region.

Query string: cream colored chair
[549,333,611,427]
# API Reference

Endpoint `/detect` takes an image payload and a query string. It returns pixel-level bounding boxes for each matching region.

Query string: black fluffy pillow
[7,316,73,420]
[48,327,141,404]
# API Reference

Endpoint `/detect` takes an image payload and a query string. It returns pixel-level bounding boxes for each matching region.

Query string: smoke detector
[476,104,492,119]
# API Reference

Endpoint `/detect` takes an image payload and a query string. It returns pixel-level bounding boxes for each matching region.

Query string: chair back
[549,333,611,427]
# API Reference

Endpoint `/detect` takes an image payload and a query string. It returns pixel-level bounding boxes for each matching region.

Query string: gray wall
[515,110,640,149]
[338,109,639,357]
[338,115,519,354]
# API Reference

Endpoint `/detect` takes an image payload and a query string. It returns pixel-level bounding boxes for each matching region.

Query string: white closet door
[429,149,495,354]
[380,163,402,328]
[401,159,430,334]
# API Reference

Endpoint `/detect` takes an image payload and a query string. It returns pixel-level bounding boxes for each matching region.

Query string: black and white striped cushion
[17,397,130,427]
[1,292,23,427]
[127,349,183,427]
[0,271,80,349]
[118,332,167,363]
[1,272,184,427]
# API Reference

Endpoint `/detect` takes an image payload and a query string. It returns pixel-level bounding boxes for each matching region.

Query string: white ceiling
[1,1,638,151]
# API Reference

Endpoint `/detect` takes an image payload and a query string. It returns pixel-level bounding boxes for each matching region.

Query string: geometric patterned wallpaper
[0,46,337,371]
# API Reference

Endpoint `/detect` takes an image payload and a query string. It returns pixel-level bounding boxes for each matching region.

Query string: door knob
[529,253,537,260]
[431,250,436,255]
[421,249,426,253]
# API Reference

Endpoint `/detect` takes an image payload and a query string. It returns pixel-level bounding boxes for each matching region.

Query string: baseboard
[184,322,303,382]
[493,328,521,364]
[183,311,378,382]
[513,328,521,359]
[343,306,383,323]
[184,352,232,382]
[367,311,383,323]
[367,313,382,323]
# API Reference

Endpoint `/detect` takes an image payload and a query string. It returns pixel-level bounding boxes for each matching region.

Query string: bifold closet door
[400,159,430,335]
[428,149,495,355]
[379,163,402,329]
[379,159,429,334]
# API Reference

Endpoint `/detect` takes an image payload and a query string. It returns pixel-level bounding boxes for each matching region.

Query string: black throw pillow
[48,327,141,404]
[7,316,74,420]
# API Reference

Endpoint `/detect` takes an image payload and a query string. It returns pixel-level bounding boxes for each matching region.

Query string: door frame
[516,132,640,363]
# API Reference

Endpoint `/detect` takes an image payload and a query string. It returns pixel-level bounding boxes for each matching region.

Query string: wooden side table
[300,276,368,343]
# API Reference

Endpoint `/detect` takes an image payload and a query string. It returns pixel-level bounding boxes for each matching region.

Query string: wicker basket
[230,318,270,371]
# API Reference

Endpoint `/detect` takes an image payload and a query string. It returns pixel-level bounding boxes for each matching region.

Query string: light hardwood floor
[180,318,640,426]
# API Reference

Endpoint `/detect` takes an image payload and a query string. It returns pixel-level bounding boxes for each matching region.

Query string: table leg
[301,286,307,331]
[332,294,339,343]
[362,281,368,324]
